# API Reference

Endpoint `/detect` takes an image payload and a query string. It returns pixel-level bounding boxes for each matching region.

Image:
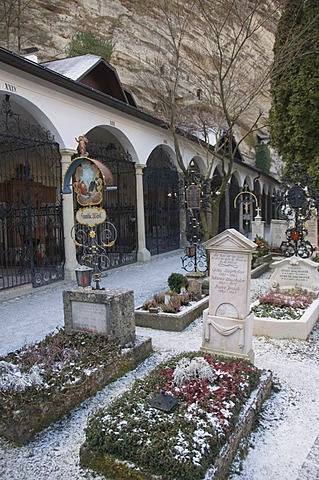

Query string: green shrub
[67,31,113,62]
[167,273,189,293]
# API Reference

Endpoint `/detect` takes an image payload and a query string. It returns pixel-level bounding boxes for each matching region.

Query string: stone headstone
[270,219,289,249]
[270,256,319,291]
[252,215,265,240]
[187,278,202,299]
[305,214,318,248]
[63,288,136,346]
[201,229,256,362]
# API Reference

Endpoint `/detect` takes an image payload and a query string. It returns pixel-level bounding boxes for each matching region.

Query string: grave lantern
[75,265,93,288]
[186,245,196,257]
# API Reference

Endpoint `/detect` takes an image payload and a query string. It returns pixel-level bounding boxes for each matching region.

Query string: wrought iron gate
[0,95,64,290]
[75,143,137,269]
[143,151,180,255]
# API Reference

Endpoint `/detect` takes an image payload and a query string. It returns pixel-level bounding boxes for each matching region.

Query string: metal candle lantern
[75,265,93,288]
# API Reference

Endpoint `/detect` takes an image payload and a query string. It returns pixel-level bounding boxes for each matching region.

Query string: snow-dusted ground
[0,250,319,480]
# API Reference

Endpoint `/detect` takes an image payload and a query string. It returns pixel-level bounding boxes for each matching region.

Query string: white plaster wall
[0,61,278,189]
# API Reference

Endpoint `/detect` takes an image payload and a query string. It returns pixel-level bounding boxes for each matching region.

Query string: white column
[60,148,80,280]
[135,163,151,262]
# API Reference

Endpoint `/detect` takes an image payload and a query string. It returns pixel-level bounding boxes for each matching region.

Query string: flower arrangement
[142,273,197,313]
[84,352,261,480]
[142,290,194,313]
[251,288,318,320]
[253,235,269,257]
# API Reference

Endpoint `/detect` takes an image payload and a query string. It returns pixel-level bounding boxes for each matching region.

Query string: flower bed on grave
[0,328,152,446]
[251,288,319,339]
[251,236,273,278]
[135,291,208,331]
[80,352,272,480]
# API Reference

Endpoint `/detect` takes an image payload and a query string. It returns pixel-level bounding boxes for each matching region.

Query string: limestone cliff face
[8,1,277,106]
[1,0,280,171]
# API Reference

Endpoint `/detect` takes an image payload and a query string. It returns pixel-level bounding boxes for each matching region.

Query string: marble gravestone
[269,219,289,249]
[63,288,136,346]
[270,256,319,292]
[305,214,318,249]
[201,229,256,363]
[251,212,265,240]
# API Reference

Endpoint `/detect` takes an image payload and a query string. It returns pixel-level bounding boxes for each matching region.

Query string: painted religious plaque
[186,184,201,209]
[76,207,107,227]
[73,160,103,206]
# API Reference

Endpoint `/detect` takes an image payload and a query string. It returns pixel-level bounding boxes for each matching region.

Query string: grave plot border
[80,370,272,480]
[135,296,209,331]
[0,337,152,446]
[252,297,319,340]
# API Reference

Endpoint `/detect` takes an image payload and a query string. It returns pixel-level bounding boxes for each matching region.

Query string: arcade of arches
[0,96,275,291]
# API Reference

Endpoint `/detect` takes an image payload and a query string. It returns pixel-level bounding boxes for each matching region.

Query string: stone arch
[243,175,253,191]
[73,125,139,268]
[143,145,180,255]
[0,91,65,147]
[211,165,226,233]
[188,155,206,175]
[254,179,262,216]
[85,124,139,163]
[0,93,64,290]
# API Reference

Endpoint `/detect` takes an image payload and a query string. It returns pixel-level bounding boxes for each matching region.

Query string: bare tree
[0,0,43,52]
[137,0,283,239]
[187,0,282,238]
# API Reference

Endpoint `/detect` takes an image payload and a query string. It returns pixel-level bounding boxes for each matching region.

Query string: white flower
[173,357,215,386]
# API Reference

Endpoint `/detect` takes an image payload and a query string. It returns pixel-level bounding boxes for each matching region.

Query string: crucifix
[255,206,262,217]
[233,186,260,236]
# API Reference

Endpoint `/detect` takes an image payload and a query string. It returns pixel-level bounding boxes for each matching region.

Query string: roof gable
[41,54,136,106]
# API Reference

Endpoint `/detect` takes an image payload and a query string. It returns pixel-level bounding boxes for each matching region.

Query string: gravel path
[0,251,319,479]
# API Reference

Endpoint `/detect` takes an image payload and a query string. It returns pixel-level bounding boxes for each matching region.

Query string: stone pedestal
[63,288,136,346]
[252,215,265,240]
[201,229,256,363]
[201,311,254,363]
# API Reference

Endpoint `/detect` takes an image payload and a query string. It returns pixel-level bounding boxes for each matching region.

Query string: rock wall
[0,0,281,171]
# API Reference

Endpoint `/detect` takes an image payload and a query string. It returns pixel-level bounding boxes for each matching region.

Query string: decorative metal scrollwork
[71,221,117,288]
[181,242,207,273]
[275,163,317,258]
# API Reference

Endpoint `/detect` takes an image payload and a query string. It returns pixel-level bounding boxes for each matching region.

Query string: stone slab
[252,217,265,239]
[305,217,318,248]
[201,310,254,362]
[209,251,250,319]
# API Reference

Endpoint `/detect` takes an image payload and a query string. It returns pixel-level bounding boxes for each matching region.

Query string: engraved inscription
[278,267,310,283]
[211,252,247,297]
[71,301,110,334]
